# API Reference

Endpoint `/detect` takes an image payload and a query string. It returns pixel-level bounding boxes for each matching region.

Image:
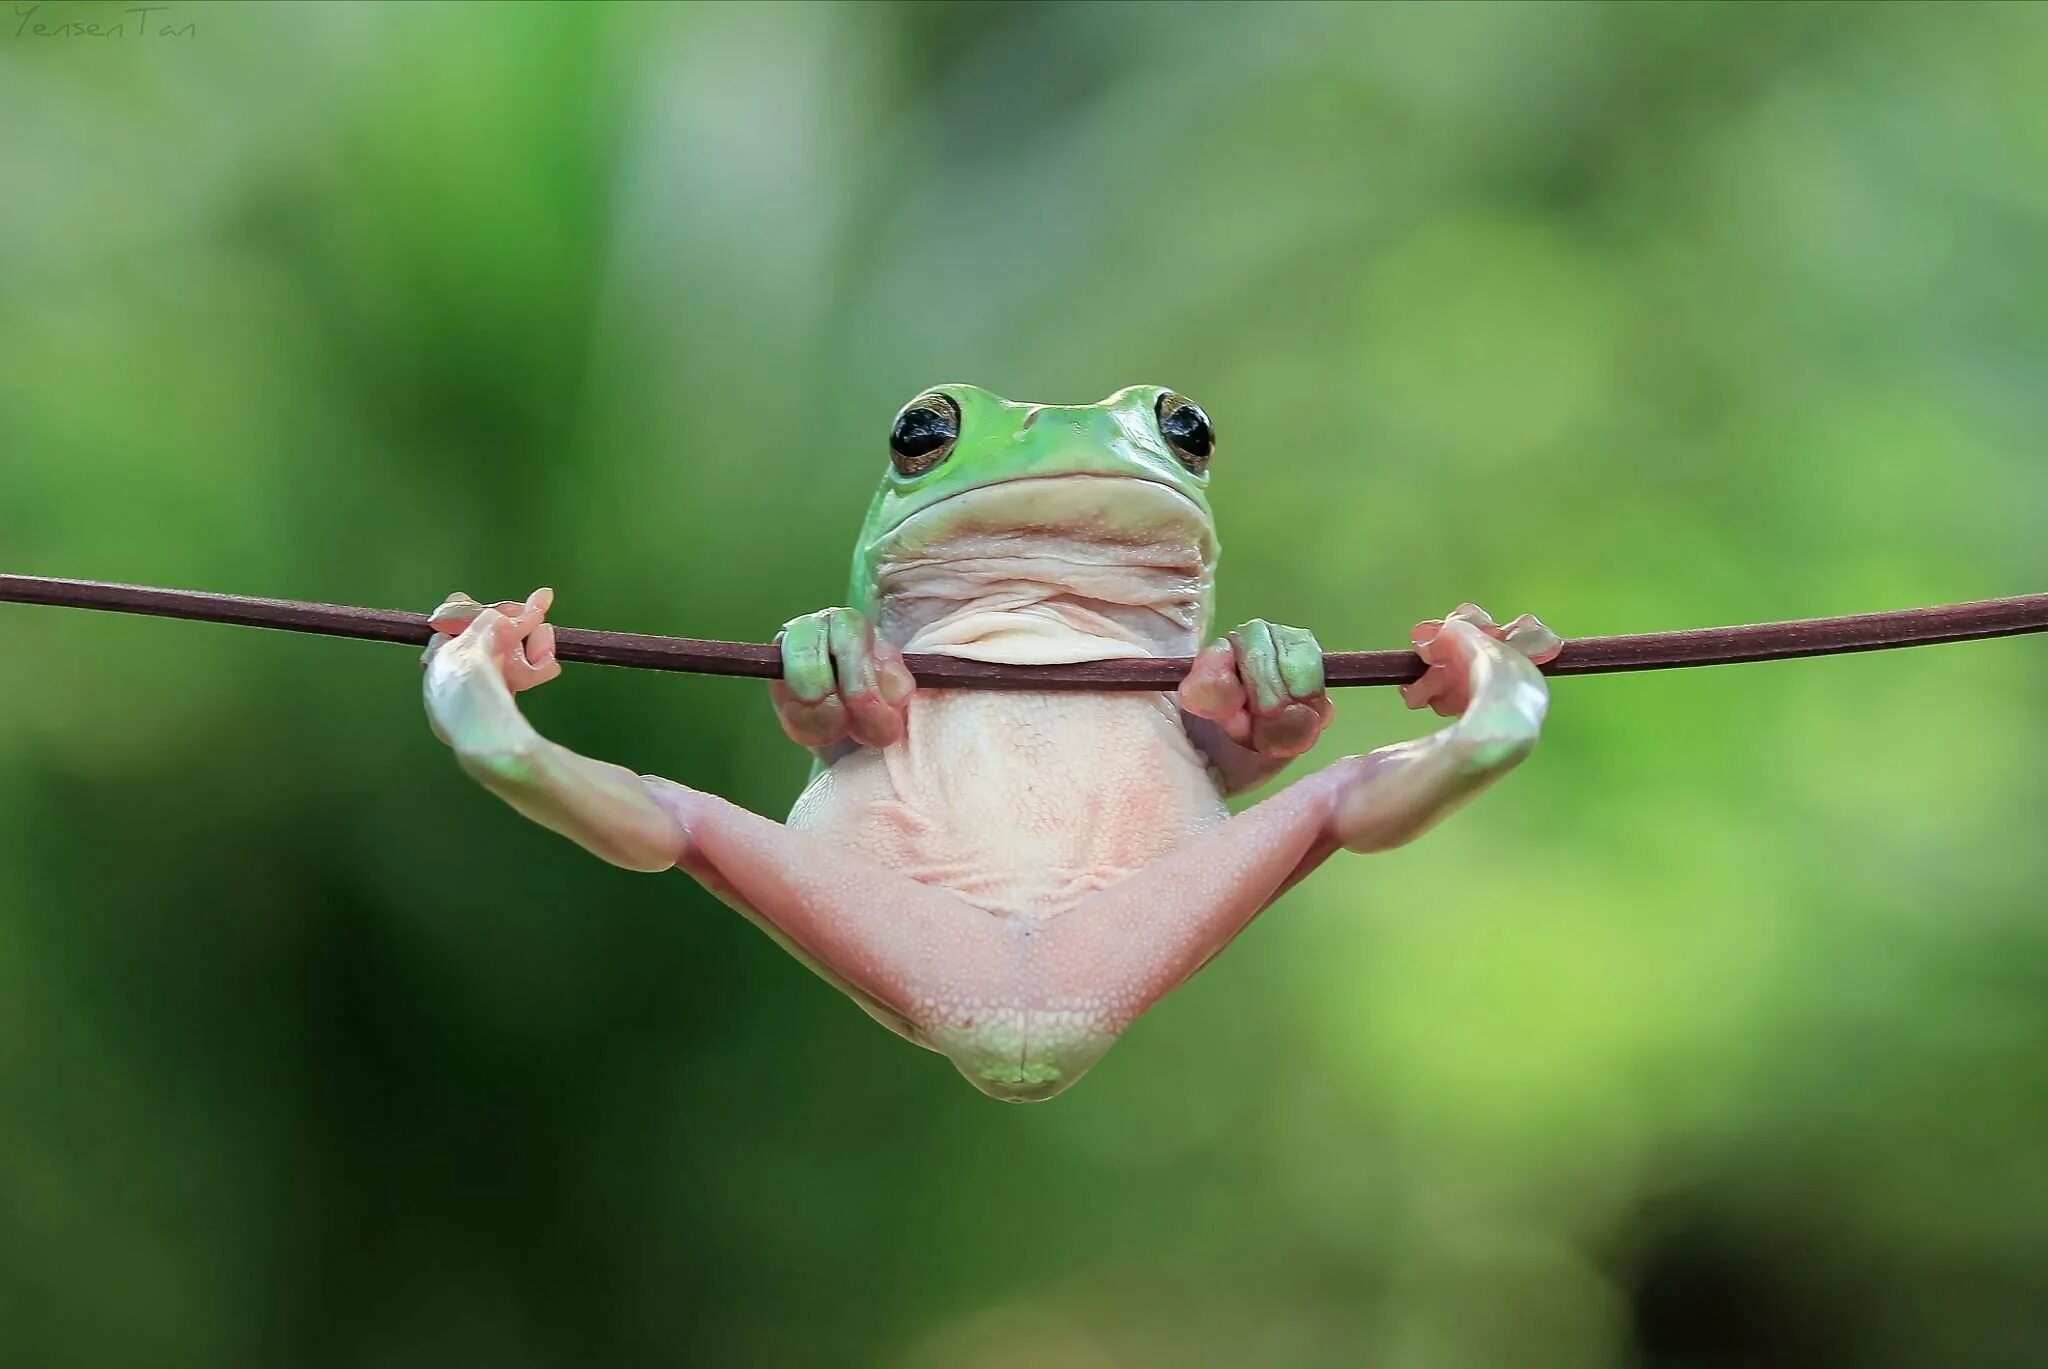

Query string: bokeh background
[3,2,2047,1365]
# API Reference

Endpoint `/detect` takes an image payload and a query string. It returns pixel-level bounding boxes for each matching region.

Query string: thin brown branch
[3,573,2045,690]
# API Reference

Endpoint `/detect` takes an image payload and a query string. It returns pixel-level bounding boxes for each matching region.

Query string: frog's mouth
[868,474,1217,572]
[868,475,1216,664]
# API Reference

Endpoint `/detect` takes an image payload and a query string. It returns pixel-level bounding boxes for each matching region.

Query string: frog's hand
[1178,619,1333,794]
[772,607,915,754]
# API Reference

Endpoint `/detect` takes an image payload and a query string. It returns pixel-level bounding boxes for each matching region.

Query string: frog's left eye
[1155,391,1214,475]
[889,392,960,477]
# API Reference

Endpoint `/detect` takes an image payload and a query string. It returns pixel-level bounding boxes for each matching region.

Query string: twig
[2,573,2044,691]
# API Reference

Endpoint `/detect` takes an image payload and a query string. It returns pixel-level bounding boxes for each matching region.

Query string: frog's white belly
[787,688,1227,919]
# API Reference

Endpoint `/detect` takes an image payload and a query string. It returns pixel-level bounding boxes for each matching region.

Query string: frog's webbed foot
[423,587,691,873]
[771,607,915,750]
[422,589,566,760]
[1330,603,1558,853]
[1400,603,1561,716]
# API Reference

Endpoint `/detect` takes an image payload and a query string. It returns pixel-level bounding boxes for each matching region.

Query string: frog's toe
[773,607,913,749]
[1501,612,1564,665]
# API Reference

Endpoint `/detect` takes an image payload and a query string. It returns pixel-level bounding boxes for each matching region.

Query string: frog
[421,384,1561,1102]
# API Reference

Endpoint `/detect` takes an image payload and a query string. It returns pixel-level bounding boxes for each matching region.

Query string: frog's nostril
[1019,405,1044,430]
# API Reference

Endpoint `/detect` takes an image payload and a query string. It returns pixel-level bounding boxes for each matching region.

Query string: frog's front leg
[1040,605,1561,1033]
[1178,618,1335,794]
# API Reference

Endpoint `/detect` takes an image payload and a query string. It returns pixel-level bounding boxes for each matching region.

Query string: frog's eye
[889,392,961,477]
[1155,391,1214,475]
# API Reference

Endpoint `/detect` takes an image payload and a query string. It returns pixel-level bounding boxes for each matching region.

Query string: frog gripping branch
[6,385,2048,1101]
[421,384,1564,1100]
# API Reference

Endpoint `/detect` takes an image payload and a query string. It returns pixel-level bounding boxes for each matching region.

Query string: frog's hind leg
[661,812,928,1048]
[640,780,1059,1086]
[1037,611,1555,1036]
[649,782,1107,1101]
[651,608,1547,1100]
[423,589,1054,1094]
[1025,770,1346,1043]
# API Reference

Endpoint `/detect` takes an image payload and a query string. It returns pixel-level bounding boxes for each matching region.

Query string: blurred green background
[3,2,2047,1365]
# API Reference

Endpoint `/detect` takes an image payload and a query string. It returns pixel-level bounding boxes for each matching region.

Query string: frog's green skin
[422,385,1560,1102]
[849,385,1217,622]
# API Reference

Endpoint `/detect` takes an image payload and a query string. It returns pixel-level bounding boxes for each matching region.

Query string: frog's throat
[861,475,1218,664]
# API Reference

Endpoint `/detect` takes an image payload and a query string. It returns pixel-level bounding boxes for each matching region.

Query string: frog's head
[850,384,1220,653]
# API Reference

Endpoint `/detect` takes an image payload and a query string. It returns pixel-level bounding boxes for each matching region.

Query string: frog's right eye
[889,392,960,477]
[1155,391,1214,475]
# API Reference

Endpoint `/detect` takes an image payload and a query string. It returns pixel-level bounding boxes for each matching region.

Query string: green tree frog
[422,385,1560,1101]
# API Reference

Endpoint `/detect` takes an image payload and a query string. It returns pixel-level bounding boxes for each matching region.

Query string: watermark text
[13,5,197,40]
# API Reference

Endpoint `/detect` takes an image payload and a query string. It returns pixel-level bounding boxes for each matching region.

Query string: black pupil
[893,405,955,459]
[1161,403,1212,458]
